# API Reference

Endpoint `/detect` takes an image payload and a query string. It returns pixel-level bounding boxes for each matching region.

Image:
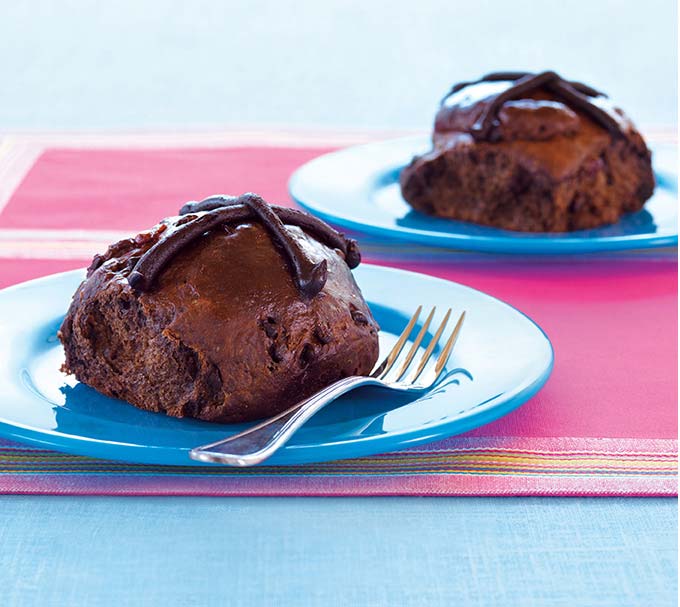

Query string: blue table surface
[1,497,677,607]
[0,1,677,605]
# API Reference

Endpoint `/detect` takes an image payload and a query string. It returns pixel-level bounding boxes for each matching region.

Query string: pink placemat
[0,131,676,496]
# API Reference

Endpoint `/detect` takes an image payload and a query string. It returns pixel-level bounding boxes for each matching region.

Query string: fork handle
[189,375,376,466]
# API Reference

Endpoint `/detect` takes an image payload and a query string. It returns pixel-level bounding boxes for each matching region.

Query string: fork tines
[371,306,466,387]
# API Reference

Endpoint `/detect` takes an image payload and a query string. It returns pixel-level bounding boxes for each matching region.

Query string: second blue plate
[289,136,678,253]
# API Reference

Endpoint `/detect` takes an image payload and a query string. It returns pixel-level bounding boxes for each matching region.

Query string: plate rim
[0,265,554,466]
[289,135,678,253]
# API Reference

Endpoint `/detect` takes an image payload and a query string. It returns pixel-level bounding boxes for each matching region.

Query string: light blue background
[1,497,677,607]
[0,0,677,130]
[0,1,677,605]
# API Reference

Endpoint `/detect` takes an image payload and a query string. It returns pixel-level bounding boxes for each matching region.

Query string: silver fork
[189,306,466,467]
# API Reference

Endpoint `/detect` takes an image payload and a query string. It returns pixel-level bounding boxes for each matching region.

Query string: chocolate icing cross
[128,193,360,299]
[442,71,624,141]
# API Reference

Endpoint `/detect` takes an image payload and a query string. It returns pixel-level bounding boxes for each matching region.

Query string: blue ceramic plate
[290,136,678,253]
[0,266,552,466]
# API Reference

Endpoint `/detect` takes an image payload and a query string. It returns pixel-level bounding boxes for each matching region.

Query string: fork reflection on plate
[190,306,466,467]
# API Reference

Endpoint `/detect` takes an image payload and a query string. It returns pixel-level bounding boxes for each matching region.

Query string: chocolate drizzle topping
[442,71,624,142]
[127,193,360,300]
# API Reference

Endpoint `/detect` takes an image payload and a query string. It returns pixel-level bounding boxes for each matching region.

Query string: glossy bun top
[434,71,630,143]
